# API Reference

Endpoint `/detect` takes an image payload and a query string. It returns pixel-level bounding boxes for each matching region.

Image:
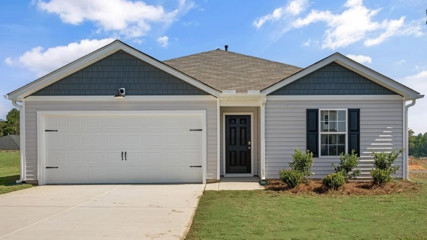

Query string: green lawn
[187,178,427,240]
[0,151,32,194]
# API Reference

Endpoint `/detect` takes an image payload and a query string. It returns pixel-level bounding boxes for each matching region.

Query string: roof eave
[262,52,421,99]
[7,40,220,101]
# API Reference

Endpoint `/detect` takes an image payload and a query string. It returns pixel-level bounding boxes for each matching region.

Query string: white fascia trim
[267,95,403,101]
[219,94,265,107]
[262,53,420,99]
[9,41,220,100]
[25,95,216,102]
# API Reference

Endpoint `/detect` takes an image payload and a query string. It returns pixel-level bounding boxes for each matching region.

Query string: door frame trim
[222,112,254,177]
[37,110,207,185]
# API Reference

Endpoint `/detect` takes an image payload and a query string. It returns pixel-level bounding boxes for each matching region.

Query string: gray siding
[24,100,218,181]
[265,99,403,179]
[220,107,260,176]
[32,50,209,96]
[271,62,397,95]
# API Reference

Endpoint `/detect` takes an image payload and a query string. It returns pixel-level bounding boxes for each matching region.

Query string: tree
[409,129,427,157]
[0,108,20,136]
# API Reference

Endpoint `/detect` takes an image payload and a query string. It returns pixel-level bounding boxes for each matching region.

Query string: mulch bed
[265,179,420,195]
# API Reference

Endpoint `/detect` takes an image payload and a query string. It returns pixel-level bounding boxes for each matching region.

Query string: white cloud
[37,0,194,38]
[257,0,423,49]
[402,71,427,133]
[6,38,114,77]
[4,57,13,65]
[346,54,372,64]
[253,0,308,28]
[157,36,169,47]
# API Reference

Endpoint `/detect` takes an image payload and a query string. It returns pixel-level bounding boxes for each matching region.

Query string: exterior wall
[265,99,404,179]
[270,62,397,95]
[220,107,260,176]
[32,50,208,96]
[24,99,218,182]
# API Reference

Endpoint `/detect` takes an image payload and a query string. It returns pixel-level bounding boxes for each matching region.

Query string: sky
[0,0,426,133]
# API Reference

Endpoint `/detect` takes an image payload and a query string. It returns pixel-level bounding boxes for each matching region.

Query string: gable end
[270,62,398,96]
[31,50,209,96]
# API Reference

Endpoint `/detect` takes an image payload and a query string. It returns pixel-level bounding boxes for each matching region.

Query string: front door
[225,115,251,174]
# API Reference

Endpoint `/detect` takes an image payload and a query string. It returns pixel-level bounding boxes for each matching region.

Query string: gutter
[404,99,417,180]
[5,95,26,183]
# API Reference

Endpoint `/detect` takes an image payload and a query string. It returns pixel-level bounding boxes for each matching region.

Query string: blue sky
[0,0,426,132]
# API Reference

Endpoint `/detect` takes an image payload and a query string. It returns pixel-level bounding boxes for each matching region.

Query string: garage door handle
[46,166,58,169]
[121,151,123,161]
[190,165,202,168]
[125,151,127,161]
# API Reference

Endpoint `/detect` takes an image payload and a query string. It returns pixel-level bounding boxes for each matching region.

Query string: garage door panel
[44,113,203,184]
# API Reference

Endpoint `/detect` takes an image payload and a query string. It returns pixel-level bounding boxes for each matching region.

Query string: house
[0,135,20,151]
[5,40,423,185]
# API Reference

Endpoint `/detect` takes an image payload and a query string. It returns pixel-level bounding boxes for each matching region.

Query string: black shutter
[306,109,318,157]
[348,109,360,156]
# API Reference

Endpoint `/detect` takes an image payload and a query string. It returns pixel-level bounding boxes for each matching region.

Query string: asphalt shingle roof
[163,49,302,93]
[0,135,20,150]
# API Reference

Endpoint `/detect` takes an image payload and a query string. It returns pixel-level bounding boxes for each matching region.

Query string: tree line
[409,129,427,158]
[0,108,20,136]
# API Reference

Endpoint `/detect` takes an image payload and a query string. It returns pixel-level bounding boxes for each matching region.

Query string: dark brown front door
[225,115,251,174]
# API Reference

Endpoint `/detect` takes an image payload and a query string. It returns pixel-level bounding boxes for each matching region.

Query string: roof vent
[224,45,228,51]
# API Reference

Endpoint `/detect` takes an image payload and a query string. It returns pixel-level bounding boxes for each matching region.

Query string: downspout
[10,99,26,183]
[404,99,416,180]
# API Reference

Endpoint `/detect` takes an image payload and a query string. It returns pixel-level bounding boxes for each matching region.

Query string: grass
[0,151,32,195]
[187,179,427,240]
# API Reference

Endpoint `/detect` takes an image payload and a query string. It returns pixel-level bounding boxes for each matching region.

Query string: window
[320,110,346,156]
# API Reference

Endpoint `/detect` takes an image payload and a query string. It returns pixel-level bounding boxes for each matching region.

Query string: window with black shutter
[306,109,318,157]
[348,109,360,156]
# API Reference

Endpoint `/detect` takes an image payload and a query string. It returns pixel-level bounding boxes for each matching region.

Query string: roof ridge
[164,49,302,69]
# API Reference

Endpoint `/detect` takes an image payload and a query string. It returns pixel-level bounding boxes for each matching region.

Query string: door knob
[248,146,251,150]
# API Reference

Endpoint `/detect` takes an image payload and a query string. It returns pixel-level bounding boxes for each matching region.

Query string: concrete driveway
[0,184,204,240]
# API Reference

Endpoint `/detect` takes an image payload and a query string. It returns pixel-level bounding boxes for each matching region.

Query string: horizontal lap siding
[265,100,403,179]
[25,100,218,181]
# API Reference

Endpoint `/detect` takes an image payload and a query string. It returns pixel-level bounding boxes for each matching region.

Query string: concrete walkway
[205,177,264,190]
[0,184,204,240]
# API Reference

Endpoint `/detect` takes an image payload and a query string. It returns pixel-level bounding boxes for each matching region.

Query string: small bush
[322,172,346,190]
[333,150,361,181]
[370,169,394,185]
[279,170,304,188]
[370,150,402,185]
[290,148,314,177]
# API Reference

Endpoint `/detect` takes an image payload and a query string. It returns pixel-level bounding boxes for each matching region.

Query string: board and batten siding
[24,100,218,182]
[265,99,404,179]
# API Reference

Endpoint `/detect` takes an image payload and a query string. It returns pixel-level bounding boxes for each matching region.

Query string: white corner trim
[36,110,208,185]
[262,53,420,99]
[8,41,220,100]
[222,112,254,176]
[216,98,221,180]
[25,95,216,102]
[267,95,403,101]
[260,101,266,180]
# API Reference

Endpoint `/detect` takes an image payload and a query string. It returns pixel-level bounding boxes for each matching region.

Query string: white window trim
[318,109,348,158]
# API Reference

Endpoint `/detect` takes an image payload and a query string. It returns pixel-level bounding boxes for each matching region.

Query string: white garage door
[42,112,204,184]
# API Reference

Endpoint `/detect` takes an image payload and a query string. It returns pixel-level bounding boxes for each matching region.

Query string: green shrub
[322,172,346,190]
[290,148,314,177]
[279,170,305,188]
[333,150,361,181]
[370,150,402,185]
[370,169,394,185]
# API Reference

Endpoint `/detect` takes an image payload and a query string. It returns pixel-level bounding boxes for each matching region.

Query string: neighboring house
[0,135,20,151]
[5,40,423,185]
